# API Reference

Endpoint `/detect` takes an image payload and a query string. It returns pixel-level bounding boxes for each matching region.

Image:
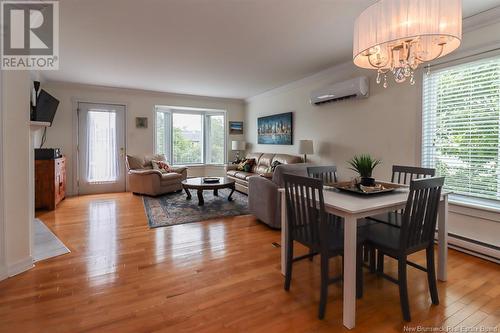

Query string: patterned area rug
[142,189,250,228]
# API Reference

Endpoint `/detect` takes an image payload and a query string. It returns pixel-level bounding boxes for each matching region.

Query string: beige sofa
[226,152,303,194]
[126,154,187,196]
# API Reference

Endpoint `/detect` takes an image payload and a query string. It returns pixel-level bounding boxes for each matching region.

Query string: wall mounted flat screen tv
[34,89,59,125]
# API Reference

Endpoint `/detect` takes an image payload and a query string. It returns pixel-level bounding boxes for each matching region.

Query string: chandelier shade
[353,0,462,86]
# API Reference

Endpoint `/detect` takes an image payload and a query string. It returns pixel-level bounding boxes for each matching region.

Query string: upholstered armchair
[126,154,187,196]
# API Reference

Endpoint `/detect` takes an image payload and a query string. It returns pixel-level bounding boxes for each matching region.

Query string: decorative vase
[360,177,375,186]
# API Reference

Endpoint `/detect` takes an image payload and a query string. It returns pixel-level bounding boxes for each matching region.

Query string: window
[422,56,500,203]
[155,106,226,165]
[172,113,203,164]
[206,114,225,164]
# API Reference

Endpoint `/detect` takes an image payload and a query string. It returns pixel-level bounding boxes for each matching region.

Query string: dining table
[279,183,449,330]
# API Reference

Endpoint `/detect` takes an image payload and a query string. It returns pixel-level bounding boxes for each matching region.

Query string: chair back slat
[391,165,435,185]
[400,177,444,251]
[307,166,338,184]
[283,173,327,249]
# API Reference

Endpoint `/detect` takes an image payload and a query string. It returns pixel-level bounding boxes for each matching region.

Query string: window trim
[421,54,500,207]
[154,105,227,166]
[449,194,500,214]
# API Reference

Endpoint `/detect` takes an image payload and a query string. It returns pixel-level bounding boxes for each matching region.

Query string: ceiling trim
[246,6,500,103]
[45,80,246,104]
[463,5,500,33]
[245,61,355,104]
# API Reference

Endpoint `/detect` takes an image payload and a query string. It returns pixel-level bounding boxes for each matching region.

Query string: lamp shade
[231,140,246,151]
[298,140,314,155]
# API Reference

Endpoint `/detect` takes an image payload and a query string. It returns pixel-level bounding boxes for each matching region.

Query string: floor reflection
[154,221,228,264]
[87,200,118,285]
[208,222,226,257]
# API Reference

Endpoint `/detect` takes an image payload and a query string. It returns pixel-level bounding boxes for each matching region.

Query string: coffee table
[181,177,236,206]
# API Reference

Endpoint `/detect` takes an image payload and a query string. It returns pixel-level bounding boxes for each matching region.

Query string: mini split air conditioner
[310,76,369,105]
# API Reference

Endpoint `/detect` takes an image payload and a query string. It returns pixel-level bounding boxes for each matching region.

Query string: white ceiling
[44,0,500,99]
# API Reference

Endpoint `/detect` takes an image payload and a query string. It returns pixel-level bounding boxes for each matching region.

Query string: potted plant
[347,154,381,187]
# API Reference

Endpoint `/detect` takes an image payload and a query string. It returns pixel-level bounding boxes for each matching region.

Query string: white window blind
[422,56,500,202]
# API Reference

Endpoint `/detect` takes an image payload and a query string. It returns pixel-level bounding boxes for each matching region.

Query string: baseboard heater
[435,232,500,264]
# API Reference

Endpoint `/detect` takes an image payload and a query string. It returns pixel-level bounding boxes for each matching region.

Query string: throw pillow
[145,154,166,168]
[270,160,282,172]
[126,155,144,169]
[236,159,247,171]
[243,158,256,172]
[152,160,173,173]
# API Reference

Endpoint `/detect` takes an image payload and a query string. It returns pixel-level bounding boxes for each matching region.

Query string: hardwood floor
[0,192,498,332]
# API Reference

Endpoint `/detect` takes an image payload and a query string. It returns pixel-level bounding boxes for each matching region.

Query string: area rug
[142,189,250,228]
[33,219,70,262]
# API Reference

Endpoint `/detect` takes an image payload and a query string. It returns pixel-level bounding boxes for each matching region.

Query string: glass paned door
[78,102,126,195]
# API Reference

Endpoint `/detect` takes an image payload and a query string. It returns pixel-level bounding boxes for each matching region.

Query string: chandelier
[353,0,462,87]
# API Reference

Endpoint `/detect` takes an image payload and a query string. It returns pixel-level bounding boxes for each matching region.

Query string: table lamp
[298,140,313,163]
[231,140,246,162]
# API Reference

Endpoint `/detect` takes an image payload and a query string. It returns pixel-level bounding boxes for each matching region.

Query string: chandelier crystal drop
[353,0,462,88]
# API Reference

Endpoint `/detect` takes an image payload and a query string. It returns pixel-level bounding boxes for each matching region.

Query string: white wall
[0,70,33,277]
[245,18,500,249]
[42,82,245,195]
[247,62,421,181]
[0,68,5,280]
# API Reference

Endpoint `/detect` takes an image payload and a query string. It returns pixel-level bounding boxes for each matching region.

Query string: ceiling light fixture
[353,0,462,88]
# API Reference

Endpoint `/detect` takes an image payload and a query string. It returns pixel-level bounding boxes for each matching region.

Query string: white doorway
[77,102,126,195]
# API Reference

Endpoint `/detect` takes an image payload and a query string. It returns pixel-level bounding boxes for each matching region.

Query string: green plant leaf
[347,154,382,178]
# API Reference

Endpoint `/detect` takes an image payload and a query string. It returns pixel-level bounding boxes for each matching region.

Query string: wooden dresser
[35,156,66,210]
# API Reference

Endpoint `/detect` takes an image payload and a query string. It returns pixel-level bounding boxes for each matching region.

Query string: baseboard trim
[436,232,500,264]
[448,243,500,264]
[7,256,34,277]
[0,265,7,281]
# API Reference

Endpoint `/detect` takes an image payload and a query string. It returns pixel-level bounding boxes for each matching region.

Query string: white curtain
[86,110,117,183]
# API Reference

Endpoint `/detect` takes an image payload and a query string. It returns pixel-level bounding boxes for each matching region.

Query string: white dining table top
[279,185,449,215]
[321,186,410,214]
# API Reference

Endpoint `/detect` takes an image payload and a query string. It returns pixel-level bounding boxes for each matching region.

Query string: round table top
[181,177,235,189]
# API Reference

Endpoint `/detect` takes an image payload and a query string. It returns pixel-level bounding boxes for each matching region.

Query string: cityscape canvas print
[257,112,293,145]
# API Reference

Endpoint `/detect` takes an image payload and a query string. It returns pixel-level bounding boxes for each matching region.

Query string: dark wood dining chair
[361,176,444,322]
[307,165,373,265]
[366,165,436,271]
[306,166,338,184]
[368,165,435,228]
[391,165,436,184]
[282,173,363,319]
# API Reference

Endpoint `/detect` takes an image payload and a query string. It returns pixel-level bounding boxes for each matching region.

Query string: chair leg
[377,251,384,273]
[318,255,329,319]
[426,246,439,305]
[398,256,411,322]
[356,246,363,299]
[284,240,294,291]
